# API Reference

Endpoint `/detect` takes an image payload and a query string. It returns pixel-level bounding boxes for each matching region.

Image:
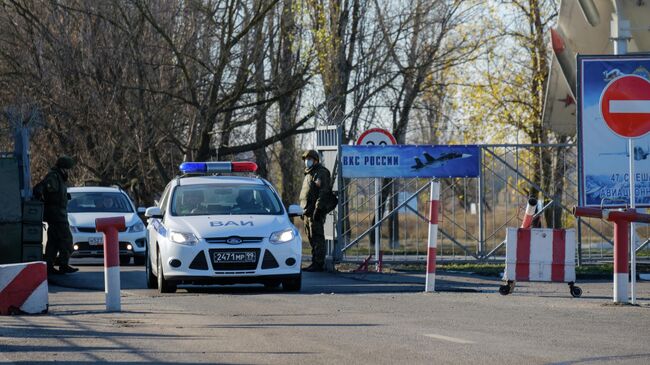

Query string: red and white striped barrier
[613,220,629,303]
[505,228,576,283]
[96,217,125,312]
[425,180,440,292]
[520,198,538,229]
[0,262,48,315]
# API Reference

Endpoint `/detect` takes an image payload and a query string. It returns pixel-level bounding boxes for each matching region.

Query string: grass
[338,262,650,279]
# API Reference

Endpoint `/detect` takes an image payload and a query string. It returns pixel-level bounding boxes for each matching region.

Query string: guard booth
[0,113,44,264]
[314,125,343,269]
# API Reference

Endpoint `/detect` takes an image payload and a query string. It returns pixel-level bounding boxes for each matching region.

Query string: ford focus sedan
[144,161,303,293]
[67,186,147,265]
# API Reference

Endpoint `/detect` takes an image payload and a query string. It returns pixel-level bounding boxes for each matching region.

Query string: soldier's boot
[47,265,61,276]
[59,265,79,274]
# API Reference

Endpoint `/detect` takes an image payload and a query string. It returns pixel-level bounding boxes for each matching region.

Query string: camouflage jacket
[36,167,69,223]
[299,163,331,219]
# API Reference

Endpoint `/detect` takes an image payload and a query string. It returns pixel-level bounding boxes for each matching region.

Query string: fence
[333,144,650,265]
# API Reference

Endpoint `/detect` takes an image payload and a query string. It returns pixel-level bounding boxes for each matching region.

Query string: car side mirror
[145,206,163,219]
[287,205,303,218]
[137,207,146,214]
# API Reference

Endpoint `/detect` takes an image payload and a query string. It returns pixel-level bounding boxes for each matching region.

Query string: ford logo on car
[226,237,243,245]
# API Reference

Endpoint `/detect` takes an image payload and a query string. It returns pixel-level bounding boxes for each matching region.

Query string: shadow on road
[47,264,509,295]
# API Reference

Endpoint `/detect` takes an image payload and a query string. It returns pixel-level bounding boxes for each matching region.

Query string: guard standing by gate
[300,150,332,272]
[34,156,78,275]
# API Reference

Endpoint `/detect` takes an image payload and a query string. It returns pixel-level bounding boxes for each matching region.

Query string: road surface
[1,261,649,364]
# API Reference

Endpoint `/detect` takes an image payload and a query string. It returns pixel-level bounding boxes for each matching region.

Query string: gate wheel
[499,285,511,295]
[570,285,582,298]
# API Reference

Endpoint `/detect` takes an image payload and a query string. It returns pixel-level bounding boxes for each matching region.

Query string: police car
[67,186,147,265]
[144,161,303,293]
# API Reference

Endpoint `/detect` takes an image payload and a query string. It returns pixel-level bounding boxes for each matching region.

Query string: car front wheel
[157,251,177,293]
[145,248,157,289]
[119,255,131,266]
[282,273,302,292]
[133,255,145,266]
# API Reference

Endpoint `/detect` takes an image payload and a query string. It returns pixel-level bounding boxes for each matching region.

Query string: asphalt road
[1,260,649,364]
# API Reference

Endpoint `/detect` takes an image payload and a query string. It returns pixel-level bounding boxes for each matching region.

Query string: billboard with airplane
[578,55,650,207]
[341,145,480,178]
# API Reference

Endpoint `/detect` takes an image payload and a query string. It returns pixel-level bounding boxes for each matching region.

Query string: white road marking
[610,100,650,114]
[423,333,475,344]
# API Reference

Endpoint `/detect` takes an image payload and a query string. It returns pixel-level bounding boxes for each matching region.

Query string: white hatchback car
[67,186,147,265]
[144,161,303,293]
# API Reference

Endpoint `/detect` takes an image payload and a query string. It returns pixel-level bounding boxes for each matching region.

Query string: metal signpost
[578,52,650,303]
[356,128,397,271]
[601,74,650,303]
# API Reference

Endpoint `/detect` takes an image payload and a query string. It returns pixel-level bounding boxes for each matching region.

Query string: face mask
[305,159,314,169]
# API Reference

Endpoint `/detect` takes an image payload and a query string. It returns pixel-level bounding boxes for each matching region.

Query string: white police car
[144,161,303,293]
[67,186,147,265]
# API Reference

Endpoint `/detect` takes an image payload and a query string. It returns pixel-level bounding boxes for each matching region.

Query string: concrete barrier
[0,261,48,315]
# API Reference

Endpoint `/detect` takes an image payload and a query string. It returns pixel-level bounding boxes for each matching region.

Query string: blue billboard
[341,145,480,178]
[578,55,650,207]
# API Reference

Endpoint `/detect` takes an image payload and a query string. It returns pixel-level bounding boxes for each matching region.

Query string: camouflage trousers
[304,216,326,267]
[45,222,73,267]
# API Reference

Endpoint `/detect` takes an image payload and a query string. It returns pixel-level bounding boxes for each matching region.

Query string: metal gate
[328,143,650,266]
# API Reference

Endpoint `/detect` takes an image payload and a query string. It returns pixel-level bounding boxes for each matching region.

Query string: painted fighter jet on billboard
[411,152,472,170]
[543,0,650,136]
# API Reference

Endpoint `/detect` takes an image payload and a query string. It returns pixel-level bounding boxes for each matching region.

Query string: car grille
[205,237,264,244]
[209,248,260,270]
[77,227,96,233]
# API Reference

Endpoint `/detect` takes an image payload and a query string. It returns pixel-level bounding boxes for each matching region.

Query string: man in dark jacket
[299,150,331,272]
[35,156,78,275]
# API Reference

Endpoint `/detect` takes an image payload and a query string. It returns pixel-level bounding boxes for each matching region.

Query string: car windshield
[171,184,283,216]
[68,192,133,213]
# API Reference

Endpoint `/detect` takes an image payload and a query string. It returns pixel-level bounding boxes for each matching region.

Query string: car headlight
[269,228,295,244]
[129,222,145,233]
[168,230,198,245]
[70,226,79,233]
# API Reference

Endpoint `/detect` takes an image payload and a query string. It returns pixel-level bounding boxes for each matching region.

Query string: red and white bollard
[425,180,440,292]
[95,216,125,312]
[520,198,537,229]
[613,217,629,303]
[573,207,650,304]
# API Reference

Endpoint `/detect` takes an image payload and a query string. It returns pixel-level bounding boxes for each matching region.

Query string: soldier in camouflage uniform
[299,150,331,272]
[35,156,78,275]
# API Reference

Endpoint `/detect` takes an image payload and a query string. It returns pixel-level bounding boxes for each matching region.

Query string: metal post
[614,218,629,304]
[612,1,634,303]
[95,216,126,312]
[425,180,440,292]
[629,139,637,304]
[478,148,484,257]
[577,217,583,266]
[334,125,344,264]
[374,178,381,271]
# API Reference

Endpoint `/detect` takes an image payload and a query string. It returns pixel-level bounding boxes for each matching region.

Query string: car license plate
[89,237,103,245]
[213,251,256,263]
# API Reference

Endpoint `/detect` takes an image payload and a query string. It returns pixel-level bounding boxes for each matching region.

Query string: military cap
[301,150,320,161]
[55,155,76,169]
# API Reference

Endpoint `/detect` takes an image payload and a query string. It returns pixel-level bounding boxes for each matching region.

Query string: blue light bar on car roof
[179,161,258,175]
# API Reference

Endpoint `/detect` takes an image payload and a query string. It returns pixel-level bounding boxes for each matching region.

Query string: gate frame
[325,130,621,266]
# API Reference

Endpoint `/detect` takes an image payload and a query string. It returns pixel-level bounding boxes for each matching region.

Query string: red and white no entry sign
[356,128,397,145]
[600,75,650,138]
